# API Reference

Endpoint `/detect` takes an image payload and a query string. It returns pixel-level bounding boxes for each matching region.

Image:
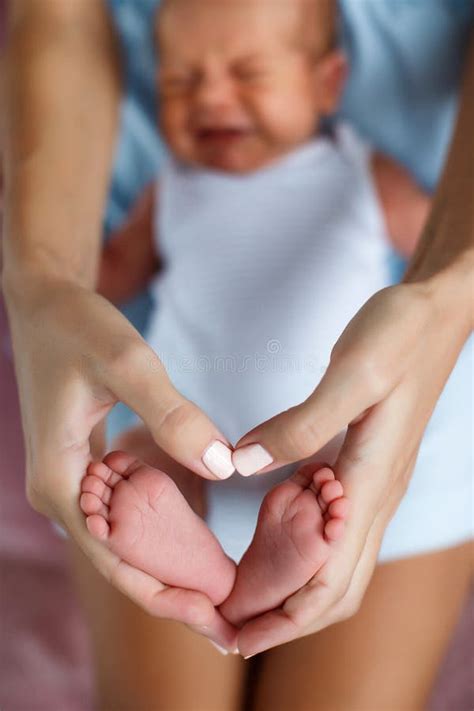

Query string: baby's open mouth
[196,127,252,143]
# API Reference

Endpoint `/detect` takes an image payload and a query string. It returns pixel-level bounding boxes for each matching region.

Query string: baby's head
[156,0,344,173]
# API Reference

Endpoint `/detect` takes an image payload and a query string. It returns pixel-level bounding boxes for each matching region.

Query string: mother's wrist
[403,248,474,337]
[3,250,97,307]
[2,265,94,328]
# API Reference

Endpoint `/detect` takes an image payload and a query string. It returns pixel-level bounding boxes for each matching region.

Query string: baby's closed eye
[232,61,271,84]
[159,70,197,95]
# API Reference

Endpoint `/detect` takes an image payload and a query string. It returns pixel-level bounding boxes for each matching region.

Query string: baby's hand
[99,184,160,304]
[372,152,431,258]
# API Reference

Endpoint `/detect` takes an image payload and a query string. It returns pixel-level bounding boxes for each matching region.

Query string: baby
[80,0,430,627]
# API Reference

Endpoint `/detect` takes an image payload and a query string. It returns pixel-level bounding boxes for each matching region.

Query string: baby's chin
[188,146,282,175]
[200,155,267,174]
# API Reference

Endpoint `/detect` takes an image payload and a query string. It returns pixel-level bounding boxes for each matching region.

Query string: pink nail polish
[209,641,229,656]
[232,444,273,477]
[202,440,235,480]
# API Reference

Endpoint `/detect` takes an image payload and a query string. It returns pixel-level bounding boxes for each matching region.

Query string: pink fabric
[0,300,64,562]
[1,561,93,711]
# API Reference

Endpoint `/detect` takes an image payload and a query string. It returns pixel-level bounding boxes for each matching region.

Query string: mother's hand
[234,277,472,656]
[3,274,237,649]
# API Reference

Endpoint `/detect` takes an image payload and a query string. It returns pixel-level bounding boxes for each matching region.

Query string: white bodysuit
[147,125,473,564]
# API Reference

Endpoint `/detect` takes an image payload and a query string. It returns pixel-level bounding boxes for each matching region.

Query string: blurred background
[0,0,472,709]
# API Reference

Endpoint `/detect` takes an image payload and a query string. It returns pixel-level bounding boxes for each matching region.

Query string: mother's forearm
[3,0,121,293]
[404,33,474,334]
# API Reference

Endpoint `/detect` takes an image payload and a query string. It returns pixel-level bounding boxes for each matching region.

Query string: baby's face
[157,1,340,173]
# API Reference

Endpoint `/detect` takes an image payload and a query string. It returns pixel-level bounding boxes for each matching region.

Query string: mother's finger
[237,450,416,657]
[236,502,389,657]
[100,339,235,481]
[26,408,237,646]
[236,529,362,657]
[64,496,239,650]
[75,296,235,482]
[108,561,239,650]
[294,477,410,640]
[231,350,387,477]
[238,391,418,654]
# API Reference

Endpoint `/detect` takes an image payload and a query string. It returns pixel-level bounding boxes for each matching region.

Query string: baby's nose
[194,72,236,112]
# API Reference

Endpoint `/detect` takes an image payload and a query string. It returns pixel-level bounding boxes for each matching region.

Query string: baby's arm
[372,153,432,259]
[98,184,160,304]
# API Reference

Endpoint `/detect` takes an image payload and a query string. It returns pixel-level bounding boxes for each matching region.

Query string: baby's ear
[315,50,348,114]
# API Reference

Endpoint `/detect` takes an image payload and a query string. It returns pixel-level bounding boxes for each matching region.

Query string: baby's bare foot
[112,424,206,518]
[220,464,348,626]
[80,451,236,605]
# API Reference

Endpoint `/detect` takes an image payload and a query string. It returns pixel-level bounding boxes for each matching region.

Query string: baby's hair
[299,0,339,58]
[156,0,339,58]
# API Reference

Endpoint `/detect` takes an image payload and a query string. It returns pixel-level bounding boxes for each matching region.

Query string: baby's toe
[80,492,109,519]
[81,474,112,505]
[88,460,123,488]
[85,514,110,540]
[324,517,345,542]
[312,467,335,490]
[320,479,344,505]
[328,496,350,520]
[103,451,142,479]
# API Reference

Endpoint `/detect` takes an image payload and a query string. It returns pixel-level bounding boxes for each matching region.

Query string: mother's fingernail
[233,444,273,477]
[209,641,229,656]
[202,441,235,480]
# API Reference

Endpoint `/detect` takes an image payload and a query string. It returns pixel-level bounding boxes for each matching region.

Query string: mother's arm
[2,0,237,649]
[4,0,120,287]
[235,33,473,656]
